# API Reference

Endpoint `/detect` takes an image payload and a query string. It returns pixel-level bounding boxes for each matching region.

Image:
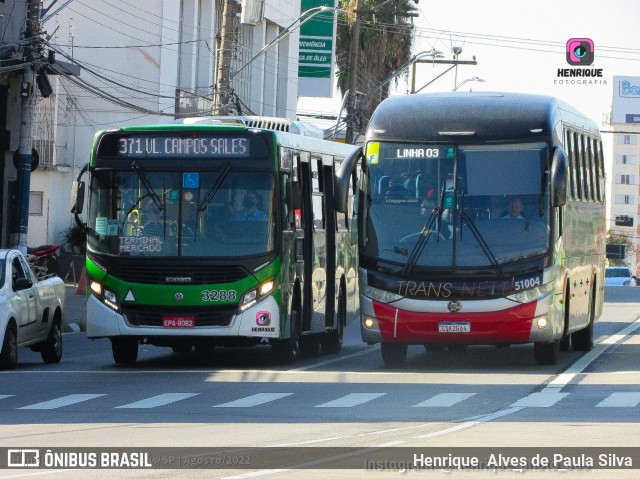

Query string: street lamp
[454,76,485,91]
[230,6,346,80]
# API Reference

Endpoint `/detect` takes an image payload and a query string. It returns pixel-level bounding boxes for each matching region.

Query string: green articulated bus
[72,118,360,365]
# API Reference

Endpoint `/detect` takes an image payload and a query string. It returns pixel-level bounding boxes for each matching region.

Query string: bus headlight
[240,278,275,312]
[361,284,402,304]
[362,315,378,329]
[89,280,120,312]
[536,316,549,329]
[508,283,552,303]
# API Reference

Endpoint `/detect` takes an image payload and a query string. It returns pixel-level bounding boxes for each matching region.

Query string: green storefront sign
[298,0,336,96]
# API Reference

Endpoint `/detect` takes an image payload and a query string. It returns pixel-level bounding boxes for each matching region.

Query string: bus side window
[281,172,292,230]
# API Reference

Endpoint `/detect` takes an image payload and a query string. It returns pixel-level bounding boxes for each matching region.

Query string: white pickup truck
[0,249,66,369]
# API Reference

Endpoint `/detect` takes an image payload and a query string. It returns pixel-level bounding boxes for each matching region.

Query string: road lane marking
[115,393,199,409]
[315,393,386,408]
[292,345,380,371]
[510,390,569,407]
[543,317,640,391]
[18,394,106,410]
[413,406,524,439]
[413,392,476,407]
[213,393,293,408]
[596,392,640,407]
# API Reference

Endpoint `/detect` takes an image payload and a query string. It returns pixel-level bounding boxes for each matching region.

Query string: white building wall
[28,0,301,250]
[242,1,300,118]
[609,76,640,273]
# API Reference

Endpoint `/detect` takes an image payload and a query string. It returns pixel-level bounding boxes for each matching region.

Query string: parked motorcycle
[26,244,61,279]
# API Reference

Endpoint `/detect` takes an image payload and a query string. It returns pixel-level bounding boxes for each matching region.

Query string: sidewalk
[64,284,87,333]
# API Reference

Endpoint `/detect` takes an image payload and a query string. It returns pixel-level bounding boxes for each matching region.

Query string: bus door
[298,155,314,332]
[322,161,336,329]
[299,155,332,333]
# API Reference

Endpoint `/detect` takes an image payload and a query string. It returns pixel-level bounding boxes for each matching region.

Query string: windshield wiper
[132,162,163,210]
[198,162,231,212]
[460,207,504,277]
[403,205,441,276]
[403,183,448,276]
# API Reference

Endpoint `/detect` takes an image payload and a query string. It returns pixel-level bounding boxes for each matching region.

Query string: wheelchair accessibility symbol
[183,172,199,189]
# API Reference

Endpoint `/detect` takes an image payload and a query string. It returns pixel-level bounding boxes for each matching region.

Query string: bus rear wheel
[381,343,408,368]
[572,286,595,351]
[322,289,345,355]
[533,340,559,365]
[111,337,139,365]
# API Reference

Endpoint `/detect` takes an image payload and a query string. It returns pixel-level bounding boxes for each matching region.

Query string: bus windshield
[87,169,275,257]
[362,142,550,269]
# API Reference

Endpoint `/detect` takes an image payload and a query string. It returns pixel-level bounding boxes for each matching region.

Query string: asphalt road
[1,286,639,478]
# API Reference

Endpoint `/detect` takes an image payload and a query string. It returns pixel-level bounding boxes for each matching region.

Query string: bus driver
[232,190,268,221]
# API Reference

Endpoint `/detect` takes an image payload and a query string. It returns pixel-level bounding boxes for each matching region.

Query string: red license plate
[162,316,195,328]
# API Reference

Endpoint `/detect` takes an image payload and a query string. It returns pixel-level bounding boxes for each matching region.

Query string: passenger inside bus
[501,196,525,220]
[142,201,165,236]
[384,177,410,199]
[488,196,506,219]
[232,189,268,221]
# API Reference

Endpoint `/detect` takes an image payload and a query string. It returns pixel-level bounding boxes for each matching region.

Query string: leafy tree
[336,1,415,138]
[606,230,634,266]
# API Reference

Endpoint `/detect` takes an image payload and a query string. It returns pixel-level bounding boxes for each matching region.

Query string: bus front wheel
[533,340,559,365]
[380,343,408,368]
[111,337,139,365]
[272,308,301,364]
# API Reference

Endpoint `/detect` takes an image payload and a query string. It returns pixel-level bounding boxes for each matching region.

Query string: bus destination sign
[114,136,251,158]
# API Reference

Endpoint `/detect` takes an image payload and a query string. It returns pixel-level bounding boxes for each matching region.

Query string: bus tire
[381,343,408,368]
[299,335,320,357]
[572,286,595,351]
[111,337,138,365]
[322,288,345,355]
[272,307,301,364]
[533,340,559,365]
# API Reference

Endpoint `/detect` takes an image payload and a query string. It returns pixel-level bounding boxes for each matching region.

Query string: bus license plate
[162,316,195,328]
[438,322,471,333]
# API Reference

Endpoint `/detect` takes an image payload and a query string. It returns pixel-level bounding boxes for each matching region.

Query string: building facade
[609,75,640,273]
[2,0,306,250]
[0,0,29,249]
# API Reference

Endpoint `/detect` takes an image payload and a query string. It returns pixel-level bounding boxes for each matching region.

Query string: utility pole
[345,0,361,145]
[11,0,41,253]
[410,57,478,93]
[213,0,239,115]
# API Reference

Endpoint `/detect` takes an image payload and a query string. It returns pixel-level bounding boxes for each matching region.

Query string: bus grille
[122,304,237,327]
[109,262,249,285]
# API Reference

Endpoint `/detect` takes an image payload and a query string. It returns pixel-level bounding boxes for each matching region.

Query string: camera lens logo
[256,312,271,326]
[8,449,40,467]
[566,38,594,65]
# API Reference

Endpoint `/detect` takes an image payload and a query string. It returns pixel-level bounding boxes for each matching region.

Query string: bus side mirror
[71,180,85,214]
[551,147,568,207]
[71,162,89,215]
[334,147,362,213]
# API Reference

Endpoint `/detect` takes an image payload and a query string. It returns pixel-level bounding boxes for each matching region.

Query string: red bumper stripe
[372,301,537,343]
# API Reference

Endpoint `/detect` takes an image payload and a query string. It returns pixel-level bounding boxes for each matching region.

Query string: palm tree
[336,0,415,139]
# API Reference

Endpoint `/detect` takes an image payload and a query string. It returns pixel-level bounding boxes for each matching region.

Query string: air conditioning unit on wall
[240,0,265,25]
